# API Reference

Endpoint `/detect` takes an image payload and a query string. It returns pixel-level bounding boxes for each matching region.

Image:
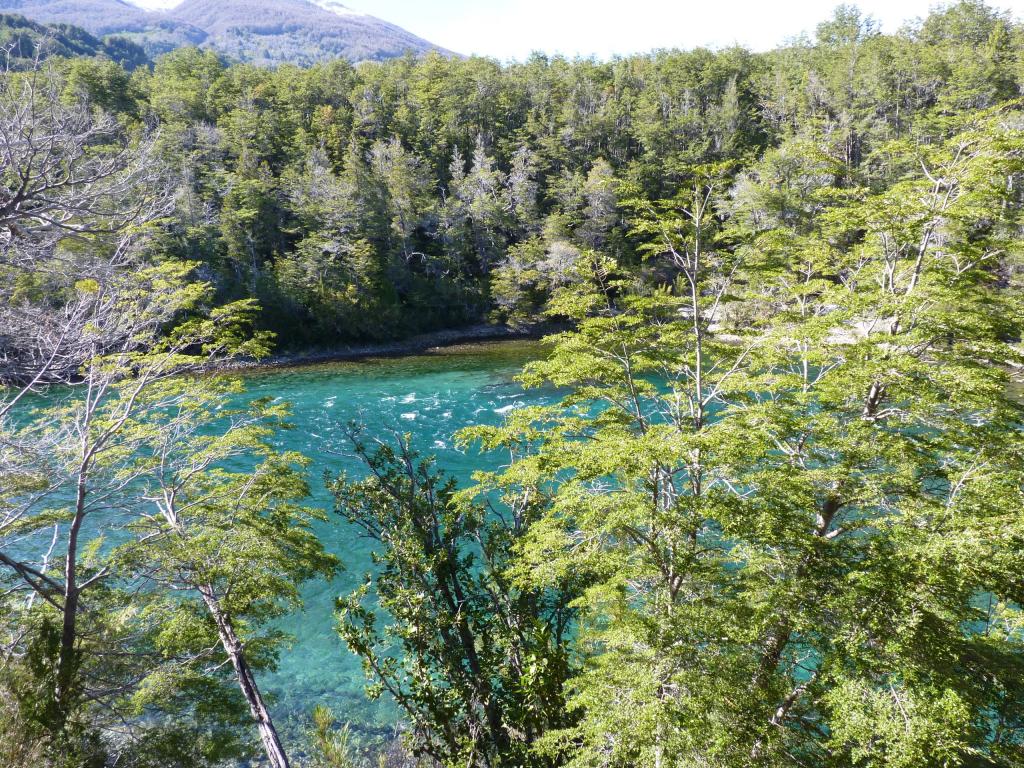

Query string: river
[232,340,551,742]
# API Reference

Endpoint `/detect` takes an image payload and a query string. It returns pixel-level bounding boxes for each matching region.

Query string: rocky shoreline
[216,323,555,372]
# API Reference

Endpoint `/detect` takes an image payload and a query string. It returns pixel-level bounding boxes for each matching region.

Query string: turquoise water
[235,341,551,741]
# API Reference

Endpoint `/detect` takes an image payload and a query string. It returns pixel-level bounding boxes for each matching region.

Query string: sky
[128,0,1024,61]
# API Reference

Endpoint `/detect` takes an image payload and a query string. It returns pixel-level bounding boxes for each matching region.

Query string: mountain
[0,0,452,65]
[0,0,151,34]
[0,0,206,55]
[0,13,150,68]
[169,0,450,65]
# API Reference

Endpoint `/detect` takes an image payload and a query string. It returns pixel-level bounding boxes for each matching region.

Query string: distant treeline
[0,14,149,70]
[13,1,1024,349]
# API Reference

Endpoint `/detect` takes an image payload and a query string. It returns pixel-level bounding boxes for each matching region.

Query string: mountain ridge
[0,0,453,65]
[0,12,150,68]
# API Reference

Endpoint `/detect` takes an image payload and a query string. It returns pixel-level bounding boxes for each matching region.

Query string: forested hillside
[0,0,207,55]
[2,2,1024,767]
[0,13,149,68]
[168,0,452,67]
[41,0,1022,349]
[0,0,451,64]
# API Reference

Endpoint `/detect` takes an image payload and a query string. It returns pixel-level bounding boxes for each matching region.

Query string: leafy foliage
[460,110,1024,767]
[4,5,1024,767]
[330,428,579,767]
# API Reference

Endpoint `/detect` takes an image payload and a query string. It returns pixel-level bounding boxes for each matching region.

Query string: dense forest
[0,14,150,69]
[2,1,1024,767]
[13,0,1022,347]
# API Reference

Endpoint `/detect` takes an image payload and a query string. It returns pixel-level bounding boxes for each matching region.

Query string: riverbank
[218,323,557,372]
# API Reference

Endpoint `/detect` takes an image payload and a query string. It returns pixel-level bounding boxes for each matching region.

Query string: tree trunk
[199,586,290,768]
[53,474,88,729]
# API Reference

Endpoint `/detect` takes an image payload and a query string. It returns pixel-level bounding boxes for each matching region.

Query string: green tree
[116,380,337,768]
[330,427,578,768]
[0,262,272,766]
[368,136,434,263]
[146,48,225,125]
[441,137,511,275]
[463,115,1024,766]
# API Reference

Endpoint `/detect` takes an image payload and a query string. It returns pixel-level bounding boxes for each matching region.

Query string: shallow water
[235,340,552,741]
